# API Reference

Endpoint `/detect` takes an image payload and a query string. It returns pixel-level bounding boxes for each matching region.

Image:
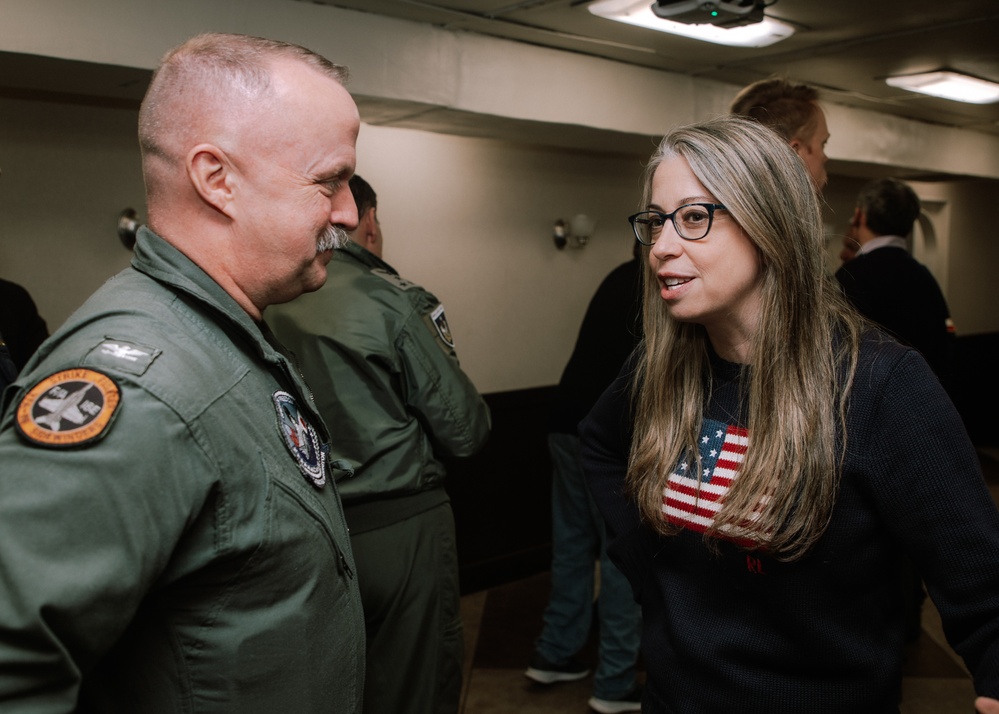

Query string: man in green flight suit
[269,174,491,714]
[0,33,366,712]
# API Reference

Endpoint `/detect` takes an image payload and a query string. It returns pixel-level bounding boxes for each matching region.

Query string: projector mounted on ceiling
[587,0,791,47]
[651,0,766,28]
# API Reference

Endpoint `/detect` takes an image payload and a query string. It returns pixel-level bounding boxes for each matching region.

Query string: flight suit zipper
[274,478,355,580]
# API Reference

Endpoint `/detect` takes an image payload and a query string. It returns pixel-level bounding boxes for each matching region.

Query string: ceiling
[2,0,997,177]
[306,0,999,137]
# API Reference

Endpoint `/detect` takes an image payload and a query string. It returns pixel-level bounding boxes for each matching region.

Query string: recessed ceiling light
[885,71,999,105]
[588,0,796,48]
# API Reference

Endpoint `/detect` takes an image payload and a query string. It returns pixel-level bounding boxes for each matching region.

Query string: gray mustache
[318,225,350,253]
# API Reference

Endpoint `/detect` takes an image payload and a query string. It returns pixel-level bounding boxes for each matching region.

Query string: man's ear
[187,144,236,217]
[851,207,864,229]
[361,207,378,246]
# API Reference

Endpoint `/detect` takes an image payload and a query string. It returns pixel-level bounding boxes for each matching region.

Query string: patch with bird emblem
[16,369,121,448]
[273,390,326,489]
[84,338,161,376]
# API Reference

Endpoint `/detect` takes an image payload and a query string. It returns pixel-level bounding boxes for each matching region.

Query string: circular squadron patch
[16,369,121,448]
[273,390,326,489]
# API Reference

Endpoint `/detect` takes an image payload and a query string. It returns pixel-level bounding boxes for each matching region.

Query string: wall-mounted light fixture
[118,208,143,250]
[588,0,796,48]
[553,214,596,250]
[885,70,999,104]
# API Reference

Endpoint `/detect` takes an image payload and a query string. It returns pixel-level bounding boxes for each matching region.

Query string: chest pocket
[207,448,361,707]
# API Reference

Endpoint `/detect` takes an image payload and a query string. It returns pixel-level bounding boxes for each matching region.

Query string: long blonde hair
[628,116,863,561]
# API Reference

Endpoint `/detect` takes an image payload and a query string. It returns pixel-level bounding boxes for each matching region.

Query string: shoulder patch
[16,369,121,448]
[430,304,455,348]
[273,390,326,489]
[370,268,417,291]
[84,338,161,376]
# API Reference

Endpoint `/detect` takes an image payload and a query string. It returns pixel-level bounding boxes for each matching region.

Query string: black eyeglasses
[628,203,726,244]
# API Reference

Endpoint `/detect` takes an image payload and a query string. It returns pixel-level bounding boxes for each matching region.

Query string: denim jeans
[535,431,641,699]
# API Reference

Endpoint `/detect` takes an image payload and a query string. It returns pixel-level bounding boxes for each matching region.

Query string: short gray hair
[138,32,348,162]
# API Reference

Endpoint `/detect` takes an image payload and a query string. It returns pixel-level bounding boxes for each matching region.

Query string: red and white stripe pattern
[663,419,761,542]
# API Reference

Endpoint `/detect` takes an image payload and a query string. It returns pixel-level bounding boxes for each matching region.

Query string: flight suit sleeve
[396,293,490,459]
[0,377,216,710]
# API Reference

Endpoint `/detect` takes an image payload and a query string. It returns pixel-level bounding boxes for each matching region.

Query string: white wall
[0,96,644,394]
[4,0,999,180]
[2,93,997,398]
[2,0,997,390]
[0,96,143,328]
[353,124,645,392]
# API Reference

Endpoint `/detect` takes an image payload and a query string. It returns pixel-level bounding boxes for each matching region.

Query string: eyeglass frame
[628,203,727,244]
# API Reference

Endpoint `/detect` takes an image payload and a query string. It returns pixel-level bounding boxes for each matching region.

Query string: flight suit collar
[131,227,260,334]
[129,227,330,441]
[336,239,398,275]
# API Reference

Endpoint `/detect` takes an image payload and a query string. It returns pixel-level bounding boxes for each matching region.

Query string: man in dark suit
[835,177,956,646]
[835,177,954,387]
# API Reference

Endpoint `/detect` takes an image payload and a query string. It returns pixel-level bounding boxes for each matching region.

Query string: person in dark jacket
[835,177,955,387]
[0,278,49,393]
[0,277,48,374]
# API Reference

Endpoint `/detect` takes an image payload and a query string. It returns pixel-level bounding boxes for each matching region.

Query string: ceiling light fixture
[885,70,999,105]
[587,0,796,48]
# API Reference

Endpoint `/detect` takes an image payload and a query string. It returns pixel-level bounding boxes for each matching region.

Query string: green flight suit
[268,240,491,714]
[0,228,365,712]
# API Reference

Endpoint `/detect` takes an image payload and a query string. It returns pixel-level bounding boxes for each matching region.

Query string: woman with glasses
[581,115,999,713]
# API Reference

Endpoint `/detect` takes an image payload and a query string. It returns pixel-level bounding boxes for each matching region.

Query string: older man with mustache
[0,32,366,712]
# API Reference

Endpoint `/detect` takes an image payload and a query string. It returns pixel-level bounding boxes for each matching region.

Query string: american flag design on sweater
[662,418,764,544]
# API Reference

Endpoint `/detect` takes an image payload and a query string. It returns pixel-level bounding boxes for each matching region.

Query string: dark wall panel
[953,332,999,447]
[444,386,556,595]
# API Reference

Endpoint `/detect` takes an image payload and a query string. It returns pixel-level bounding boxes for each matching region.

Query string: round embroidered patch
[273,390,326,489]
[16,369,121,448]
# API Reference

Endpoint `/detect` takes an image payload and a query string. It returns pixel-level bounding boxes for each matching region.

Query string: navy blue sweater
[581,333,999,713]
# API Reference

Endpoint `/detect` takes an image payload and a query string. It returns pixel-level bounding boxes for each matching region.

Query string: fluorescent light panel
[885,71,999,104]
[588,0,796,48]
